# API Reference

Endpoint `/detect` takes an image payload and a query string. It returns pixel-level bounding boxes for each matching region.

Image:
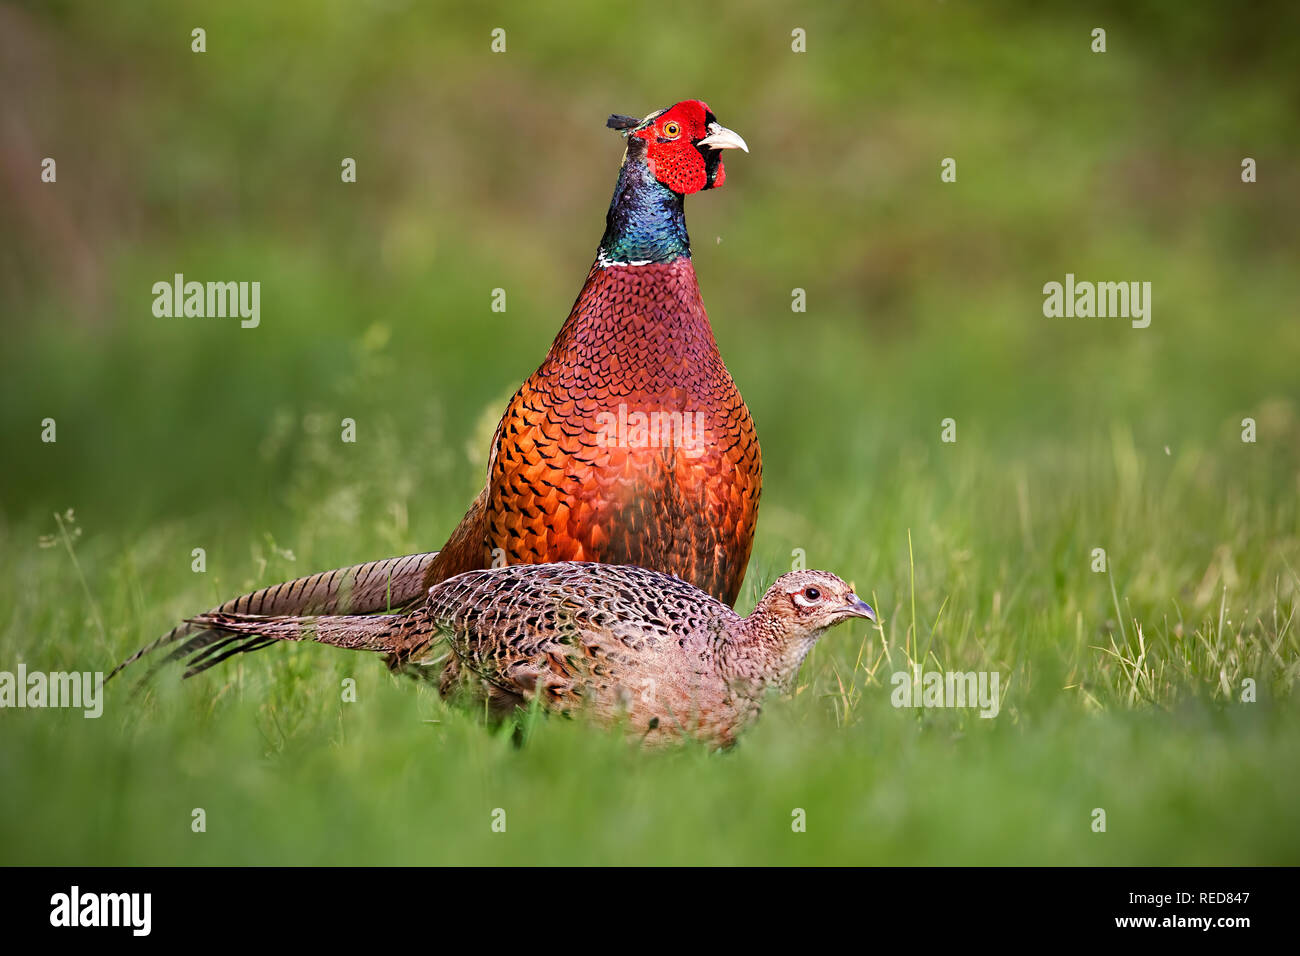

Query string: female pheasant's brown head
[757,571,876,633]
[736,570,876,690]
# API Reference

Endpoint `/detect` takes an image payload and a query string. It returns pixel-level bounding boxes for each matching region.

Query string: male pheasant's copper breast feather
[432,258,762,606]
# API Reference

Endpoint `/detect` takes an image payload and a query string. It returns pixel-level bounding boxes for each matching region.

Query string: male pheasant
[191,563,876,748]
[112,99,761,681]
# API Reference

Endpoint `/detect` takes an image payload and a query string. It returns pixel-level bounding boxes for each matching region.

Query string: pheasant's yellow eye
[663,121,681,138]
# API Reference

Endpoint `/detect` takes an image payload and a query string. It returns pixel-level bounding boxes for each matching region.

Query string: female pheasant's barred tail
[108,552,439,682]
[190,611,419,655]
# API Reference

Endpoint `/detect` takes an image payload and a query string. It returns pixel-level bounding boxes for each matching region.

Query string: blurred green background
[1,0,1298,864]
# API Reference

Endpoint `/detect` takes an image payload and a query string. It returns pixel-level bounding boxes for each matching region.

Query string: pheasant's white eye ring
[663,121,681,138]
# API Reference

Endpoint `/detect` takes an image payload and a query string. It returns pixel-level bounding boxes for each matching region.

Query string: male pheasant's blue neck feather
[598,157,690,266]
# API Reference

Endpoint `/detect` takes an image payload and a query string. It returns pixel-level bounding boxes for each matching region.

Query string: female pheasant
[113,100,761,681]
[190,564,876,748]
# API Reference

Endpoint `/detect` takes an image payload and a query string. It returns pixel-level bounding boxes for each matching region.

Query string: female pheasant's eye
[804,587,821,601]
[663,121,681,138]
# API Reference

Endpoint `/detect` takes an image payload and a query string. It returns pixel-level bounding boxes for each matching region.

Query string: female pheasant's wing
[423,563,728,712]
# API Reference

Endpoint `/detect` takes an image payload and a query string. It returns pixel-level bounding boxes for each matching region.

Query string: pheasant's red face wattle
[631,99,746,195]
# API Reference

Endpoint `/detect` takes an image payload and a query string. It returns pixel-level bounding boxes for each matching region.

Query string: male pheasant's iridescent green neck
[597,157,690,266]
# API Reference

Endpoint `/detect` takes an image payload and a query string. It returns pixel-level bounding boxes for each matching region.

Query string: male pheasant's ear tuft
[606,114,640,131]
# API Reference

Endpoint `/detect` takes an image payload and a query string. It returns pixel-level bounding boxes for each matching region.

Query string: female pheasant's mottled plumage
[193,563,876,748]
[112,99,760,684]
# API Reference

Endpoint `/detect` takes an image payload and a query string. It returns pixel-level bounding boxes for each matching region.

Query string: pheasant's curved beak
[697,122,749,153]
[841,595,877,622]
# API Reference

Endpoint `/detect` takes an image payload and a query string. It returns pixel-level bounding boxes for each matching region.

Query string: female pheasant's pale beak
[697,122,749,153]
[841,595,877,622]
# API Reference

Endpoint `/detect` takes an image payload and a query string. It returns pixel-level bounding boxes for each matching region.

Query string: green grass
[3,415,1296,865]
[2,0,1298,864]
